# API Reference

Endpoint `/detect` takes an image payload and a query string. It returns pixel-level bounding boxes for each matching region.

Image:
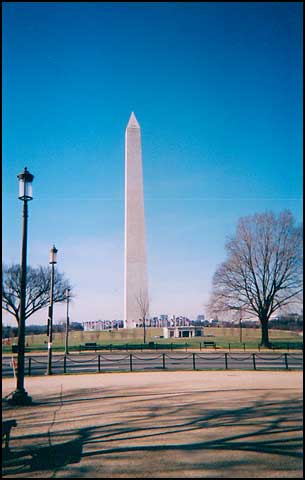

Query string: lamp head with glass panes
[49,245,58,265]
[17,167,34,201]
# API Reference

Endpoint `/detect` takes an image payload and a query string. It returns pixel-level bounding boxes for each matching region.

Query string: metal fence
[2,352,303,377]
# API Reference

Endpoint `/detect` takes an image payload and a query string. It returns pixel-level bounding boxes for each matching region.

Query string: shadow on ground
[2,386,303,478]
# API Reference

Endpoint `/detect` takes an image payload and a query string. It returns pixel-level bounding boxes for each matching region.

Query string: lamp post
[65,288,70,355]
[239,309,243,344]
[9,167,34,406]
[47,245,57,375]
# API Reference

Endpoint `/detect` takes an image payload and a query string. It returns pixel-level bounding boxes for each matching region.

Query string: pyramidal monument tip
[126,111,140,129]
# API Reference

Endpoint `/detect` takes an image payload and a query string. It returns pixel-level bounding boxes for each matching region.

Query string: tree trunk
[259,316,271,348]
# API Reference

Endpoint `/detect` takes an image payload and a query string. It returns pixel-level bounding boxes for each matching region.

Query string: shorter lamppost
[65,288,70,355]
[143,316,147,344]
[9,167,34,406]
[47,245,57,375]
[239,309,243,344]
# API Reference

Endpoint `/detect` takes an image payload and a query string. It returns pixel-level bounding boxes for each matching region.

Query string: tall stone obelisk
[124,112,148,328]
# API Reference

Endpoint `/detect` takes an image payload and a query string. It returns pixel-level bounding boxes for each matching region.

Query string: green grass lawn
[2,327,302,353]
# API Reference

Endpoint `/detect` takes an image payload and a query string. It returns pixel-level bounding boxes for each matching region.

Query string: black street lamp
[65,288,70,355]
[143,316,147,344]
[9,167,34,406]
[47,245,57,375]
[239,309,243,344]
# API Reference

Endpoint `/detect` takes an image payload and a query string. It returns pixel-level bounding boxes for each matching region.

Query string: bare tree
[208,211,303,347]
[2,264,73,325]
[136,289,150,344]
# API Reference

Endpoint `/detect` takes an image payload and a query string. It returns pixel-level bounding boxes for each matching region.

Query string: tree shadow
[2,387,303,477]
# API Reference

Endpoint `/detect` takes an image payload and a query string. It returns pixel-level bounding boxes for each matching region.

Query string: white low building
[163,326,204,339]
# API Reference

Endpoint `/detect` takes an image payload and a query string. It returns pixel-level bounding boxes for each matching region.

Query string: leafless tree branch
[135,289,150,343]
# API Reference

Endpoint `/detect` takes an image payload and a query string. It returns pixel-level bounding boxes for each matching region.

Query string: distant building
[146,315,192,328]
[84,315,199,332]
[148,317,161,327]
[172,316,192,326]
[163,326,204,338]
[83,320,124,331]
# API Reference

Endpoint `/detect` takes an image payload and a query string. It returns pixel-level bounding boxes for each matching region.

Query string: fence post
[28,357,31,376]
[224,353,228,370]
[98,354,101,373]
[284,353,289,370]
[64,354,67,374]
[243,343,246,352]
[163,353,165,370]
[130,353,133,372]
[193,353,196,370]
[228,343,231,352]
[252,353,256,370]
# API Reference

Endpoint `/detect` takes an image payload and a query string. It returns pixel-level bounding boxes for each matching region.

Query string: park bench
[2,419,17,456]
[80,342,98,351]
[11,345,30,353]
[270,342,303,351]
[203,341,216,348]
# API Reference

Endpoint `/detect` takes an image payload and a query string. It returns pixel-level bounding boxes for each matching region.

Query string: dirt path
[2,371,303,478]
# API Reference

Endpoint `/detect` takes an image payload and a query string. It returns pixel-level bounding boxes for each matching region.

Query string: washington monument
[124,112,149,328]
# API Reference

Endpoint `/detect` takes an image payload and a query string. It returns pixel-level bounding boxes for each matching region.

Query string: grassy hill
[2,326,302,352]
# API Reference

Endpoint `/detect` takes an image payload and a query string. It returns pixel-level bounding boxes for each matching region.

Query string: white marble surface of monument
[124,112,149,328]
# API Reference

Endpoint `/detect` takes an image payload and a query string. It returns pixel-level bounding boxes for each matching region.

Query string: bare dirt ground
[2,371,303,478]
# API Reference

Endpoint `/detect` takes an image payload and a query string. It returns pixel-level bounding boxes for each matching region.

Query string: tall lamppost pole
[143,316,147,344]
[47,245,57,375]
[10,167,34,406]
[65,288,70,355]
[239,308,243,344]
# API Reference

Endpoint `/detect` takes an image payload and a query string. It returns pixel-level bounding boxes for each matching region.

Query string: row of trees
[2,322,84,339]
[268,313,303,332]
[2,210,303,348]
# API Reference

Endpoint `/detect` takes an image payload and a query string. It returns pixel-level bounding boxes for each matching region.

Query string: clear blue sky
[2,2,303,325]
